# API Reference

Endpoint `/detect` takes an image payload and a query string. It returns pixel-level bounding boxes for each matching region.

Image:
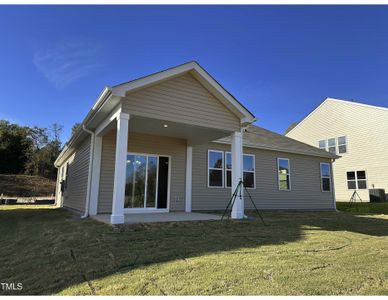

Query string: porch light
[163,124,168,128]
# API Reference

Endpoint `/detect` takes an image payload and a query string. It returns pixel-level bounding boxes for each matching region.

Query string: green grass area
[1,204,388,295]
[0,174,56,197]
[336,201,388,214]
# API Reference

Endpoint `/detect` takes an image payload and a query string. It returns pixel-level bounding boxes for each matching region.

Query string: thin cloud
[33,40,103,89]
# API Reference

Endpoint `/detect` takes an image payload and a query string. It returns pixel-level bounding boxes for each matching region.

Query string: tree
[0,120,33,174]
[72,122,81,135]
[0,120,64,180]
[25,123,63,179]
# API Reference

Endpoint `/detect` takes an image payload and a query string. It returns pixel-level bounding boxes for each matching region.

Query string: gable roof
[216,124,338,159]
[111,61,256,125]
[55,61,256,167]
[286,97,388,136]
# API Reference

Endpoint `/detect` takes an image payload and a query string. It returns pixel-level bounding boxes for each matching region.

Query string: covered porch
[82,62,255,224]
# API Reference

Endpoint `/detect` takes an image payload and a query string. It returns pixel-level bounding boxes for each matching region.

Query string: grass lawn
[1,204,388,295]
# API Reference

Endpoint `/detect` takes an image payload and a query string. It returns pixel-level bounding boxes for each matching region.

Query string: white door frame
[123,151,171,214]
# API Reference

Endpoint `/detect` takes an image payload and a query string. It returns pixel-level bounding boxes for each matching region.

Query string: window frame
[318,140,327,150]
[346,170,368,190]
[337,136,348,154]
[320,162,332,192]
[224,152,256,189]
[277,157,291,191]
[207,149,224,188]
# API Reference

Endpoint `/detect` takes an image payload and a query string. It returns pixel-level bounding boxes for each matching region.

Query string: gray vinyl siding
[97,130,186,213]
[286,99,388,202]
[121,73,241,132]
[61,136,91,212]
[191,142,335,211]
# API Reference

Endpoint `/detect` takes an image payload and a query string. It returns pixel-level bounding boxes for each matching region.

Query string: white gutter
[81,125,95,219]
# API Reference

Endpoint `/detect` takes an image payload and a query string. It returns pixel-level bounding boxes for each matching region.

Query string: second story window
[318,136,347,154]
[319,140,326,150]
[328,138,336,154]
[337,136,347,154]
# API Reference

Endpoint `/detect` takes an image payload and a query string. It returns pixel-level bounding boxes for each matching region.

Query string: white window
[208,150,224,187]
[225,152,232,188]
[347,171,367,190]
[318,140,327,150]
[243,154,255,188]
[320,163,332,192]
[225,152,256,188]
[278,158,291,191]
[328,138,336,154]
[337,136,347,154]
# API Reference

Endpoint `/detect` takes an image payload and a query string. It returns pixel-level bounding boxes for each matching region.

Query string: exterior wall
[286,99,388,202]
[97,130,186,213]
[61,136,91,212]
[191,142,335,210]
[121,73,241,132]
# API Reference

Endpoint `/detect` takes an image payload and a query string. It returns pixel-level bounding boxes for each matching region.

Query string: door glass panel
[125,155,146,208]
[124,155,135,208]
[146,156,157,208]
[133,155,146,208]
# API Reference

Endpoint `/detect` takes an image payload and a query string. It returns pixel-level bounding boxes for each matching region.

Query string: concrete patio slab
[91,212,222,225]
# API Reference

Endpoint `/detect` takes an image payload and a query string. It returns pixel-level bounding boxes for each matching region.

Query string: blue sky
[1,5,388,142]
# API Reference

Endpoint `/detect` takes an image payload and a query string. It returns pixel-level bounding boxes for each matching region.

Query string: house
[54,62,337,224]
[286,97,388,202]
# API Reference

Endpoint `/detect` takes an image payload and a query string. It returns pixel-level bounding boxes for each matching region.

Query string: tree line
[0,120,75,180]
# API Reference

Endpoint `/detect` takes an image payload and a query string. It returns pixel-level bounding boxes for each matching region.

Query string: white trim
[110,112,130,224]
[207,149,224,188]
[320,162,332,192]
[95,104,123,136]
[331,159,337,210]
[225,152,256,189]
[185,146,193,212]
[231,131,244,219]
[277,157,291,191]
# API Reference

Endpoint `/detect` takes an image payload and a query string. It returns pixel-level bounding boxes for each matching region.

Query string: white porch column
[231,131,244,219]
[110,112,130,224]
[89,135,102,215]
[185,146,193,212]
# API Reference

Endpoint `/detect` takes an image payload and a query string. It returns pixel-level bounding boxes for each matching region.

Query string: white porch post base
[110,214,125,224]
[231,131,244,219]
[110,112,130,225]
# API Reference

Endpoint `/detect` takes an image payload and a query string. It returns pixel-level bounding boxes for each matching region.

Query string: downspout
[81,125,95,219]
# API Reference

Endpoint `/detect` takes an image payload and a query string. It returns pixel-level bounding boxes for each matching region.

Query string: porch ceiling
[128,115,233,146]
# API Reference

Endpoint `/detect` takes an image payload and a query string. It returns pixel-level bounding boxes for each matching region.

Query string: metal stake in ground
[347,190,362,209]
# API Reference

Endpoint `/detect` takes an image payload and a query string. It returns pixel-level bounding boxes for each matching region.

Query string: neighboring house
[286,97,388,202]
[54,62,337,224]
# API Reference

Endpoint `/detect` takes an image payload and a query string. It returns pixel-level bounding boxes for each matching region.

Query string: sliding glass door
[124,154,168,210]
